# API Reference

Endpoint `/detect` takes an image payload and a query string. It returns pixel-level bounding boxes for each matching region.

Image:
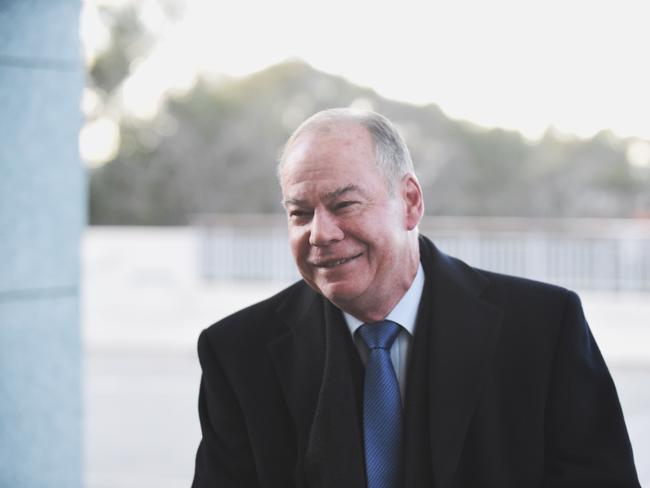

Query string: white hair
[278,108,414,192]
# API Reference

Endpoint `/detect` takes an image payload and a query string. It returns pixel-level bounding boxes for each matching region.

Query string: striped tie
[358,320,403,488]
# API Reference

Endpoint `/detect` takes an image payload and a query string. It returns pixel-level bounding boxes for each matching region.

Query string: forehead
[287,122,374,162]
[280,123,381,193]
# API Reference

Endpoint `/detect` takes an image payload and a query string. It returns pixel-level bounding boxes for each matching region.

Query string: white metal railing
[195,215,650,291]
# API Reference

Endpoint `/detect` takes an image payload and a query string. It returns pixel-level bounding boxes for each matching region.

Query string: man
[192,108,640,487]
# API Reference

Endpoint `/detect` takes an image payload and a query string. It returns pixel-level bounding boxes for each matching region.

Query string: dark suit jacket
[192,235,640,487]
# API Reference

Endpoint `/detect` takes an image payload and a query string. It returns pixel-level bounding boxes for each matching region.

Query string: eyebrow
[323,184,365,200]
[283,184,367,207]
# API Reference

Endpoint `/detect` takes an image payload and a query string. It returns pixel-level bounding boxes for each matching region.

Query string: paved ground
[82,229,650,487]
[84,350,200,488]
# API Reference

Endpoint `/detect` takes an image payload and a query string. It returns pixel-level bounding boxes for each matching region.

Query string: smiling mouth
[313,253,363,269]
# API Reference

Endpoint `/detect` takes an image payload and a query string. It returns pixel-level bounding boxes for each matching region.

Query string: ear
[401,173,424,231]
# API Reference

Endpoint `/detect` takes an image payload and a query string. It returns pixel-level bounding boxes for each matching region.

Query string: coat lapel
[418,237,504,488]
[267,285,365,488]
[267,285,324,471]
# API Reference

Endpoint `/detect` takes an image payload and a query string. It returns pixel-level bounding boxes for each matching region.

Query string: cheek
[288,229,309,261]
[365,233,397,267]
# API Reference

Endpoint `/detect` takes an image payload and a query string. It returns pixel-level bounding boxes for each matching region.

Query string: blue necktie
[358,320,403,488]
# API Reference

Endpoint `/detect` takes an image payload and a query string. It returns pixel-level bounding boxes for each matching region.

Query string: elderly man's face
[280,123,421,320]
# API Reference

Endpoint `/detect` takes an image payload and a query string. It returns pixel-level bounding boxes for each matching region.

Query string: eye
[288,209,312,222]
[334,201,358,211]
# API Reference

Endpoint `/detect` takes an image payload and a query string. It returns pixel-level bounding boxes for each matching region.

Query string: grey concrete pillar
[0,1,84,487]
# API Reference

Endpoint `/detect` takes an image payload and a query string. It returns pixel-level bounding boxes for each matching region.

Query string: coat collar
[415,235,503,488]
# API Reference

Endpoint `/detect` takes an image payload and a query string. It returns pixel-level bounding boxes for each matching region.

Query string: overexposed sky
[82,0,650,160]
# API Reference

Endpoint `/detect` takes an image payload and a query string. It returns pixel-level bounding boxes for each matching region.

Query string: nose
[309,209,344,246]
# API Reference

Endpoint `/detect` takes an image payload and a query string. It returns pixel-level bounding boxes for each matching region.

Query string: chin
[318,280,363,306]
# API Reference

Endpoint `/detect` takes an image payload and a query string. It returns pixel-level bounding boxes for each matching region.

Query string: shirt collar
[343,263,425,336]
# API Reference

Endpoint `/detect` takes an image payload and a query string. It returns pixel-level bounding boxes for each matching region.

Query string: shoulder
[198,280,312,356]
[420,233,576,311]
[439,253,590,367]
[473,267,585,354]
[479,266,574,305]
[420,234,580,337]
[458,261,580,336]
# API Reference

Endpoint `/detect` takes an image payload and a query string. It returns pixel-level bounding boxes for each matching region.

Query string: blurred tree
[86,5,650,225]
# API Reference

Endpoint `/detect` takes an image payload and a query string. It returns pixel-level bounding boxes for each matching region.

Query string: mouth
[312,253,363,269]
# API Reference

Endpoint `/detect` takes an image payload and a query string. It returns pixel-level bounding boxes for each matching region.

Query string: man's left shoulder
[478,266,575,305]
[472,265,587,342]
[421,234,576,312]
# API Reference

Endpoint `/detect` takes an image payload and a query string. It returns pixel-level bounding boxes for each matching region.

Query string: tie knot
[358,320,401,350]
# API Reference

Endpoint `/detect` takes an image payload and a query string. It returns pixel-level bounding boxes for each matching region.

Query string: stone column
[0,1,84,486]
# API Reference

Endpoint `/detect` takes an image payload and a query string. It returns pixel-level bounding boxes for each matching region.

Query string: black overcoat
[192,235,640,487]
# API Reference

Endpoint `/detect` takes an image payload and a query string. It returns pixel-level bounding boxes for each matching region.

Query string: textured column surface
[0,1,84,487]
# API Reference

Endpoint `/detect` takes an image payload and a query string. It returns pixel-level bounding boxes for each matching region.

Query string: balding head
[278,108,415,194]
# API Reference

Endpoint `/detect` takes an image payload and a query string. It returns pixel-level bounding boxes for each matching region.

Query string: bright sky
[80,0,650,164]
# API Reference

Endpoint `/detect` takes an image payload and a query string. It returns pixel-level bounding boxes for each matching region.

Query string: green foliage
[87,9,650,224]
[88,6,156,98]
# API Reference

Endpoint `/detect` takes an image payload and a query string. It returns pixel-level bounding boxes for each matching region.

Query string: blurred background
[1,0,649,486]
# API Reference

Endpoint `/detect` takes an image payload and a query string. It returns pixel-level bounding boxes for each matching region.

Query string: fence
[195,215,650,292]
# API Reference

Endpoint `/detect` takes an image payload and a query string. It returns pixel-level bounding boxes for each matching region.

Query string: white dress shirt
[343,263,425,403]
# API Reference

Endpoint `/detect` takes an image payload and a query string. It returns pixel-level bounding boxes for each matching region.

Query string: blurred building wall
[0,1,84,487]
